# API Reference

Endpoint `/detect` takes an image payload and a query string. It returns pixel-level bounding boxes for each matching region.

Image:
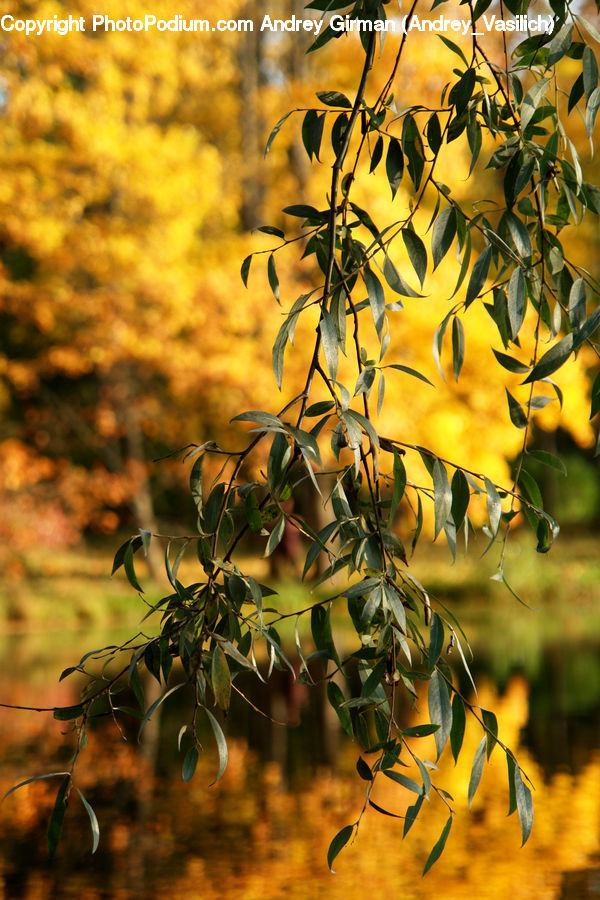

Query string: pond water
[1,622,599,900]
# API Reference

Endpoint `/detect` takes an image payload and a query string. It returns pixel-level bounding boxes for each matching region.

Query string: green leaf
[521,78,549,131]
[450,68,476,117]
[182,747,199,783]
[327,824,354,872]
[282,204,322,219]
[369,134,384,173]
[506,389,528,429]
[403,724,440,738]
[211,645,231,713]
[381,770,423,796]
[354,366,375,397]
[302,109,319,161]
[438,35,469,66]
[508,268,526,341]
[385,137,404,199]
[75,788,100,854]
[122,541,143,592]
[306,400,335,417]
[485,477,502,536]
[389,449,407,523]
[523,334,574,383]
[327,682,353,737]
[2,771,70,803]
[190,454,204,513]
[320,310,339,382]
[574,307,600,350]
[138,684,184,742]
[265,515,286,558]
[205,706,229,785]
[482,708,498,760]
[502,211,532,260]
[548,23,572,65]
[364,269,385,339]
[492,349,529,374]
[386,364,433,386]
[383,255,422,298]
[451,316,465,380]
[241,254,252,287]
[267,253,280,304]
[451,469,469,530]
[423,815,453,875]
[384,582,406,632]
[427,112,442,154]
[507,754,517,815]
[404,794,424,837]
[569,278,587,329]
[428,612,444,672]
[468,736,487,809]
[428,669,452,760]
[514,765,534,845]
[432,207,457,269]
[345,408,380,449]
[402,114,425,190]
[402,228,427,287]
[433,459,452,539]
[586,86,600,137]
[583,46,598,101]
[465,245,492,308]
[316,89,352,108]
[526,449,567,474]
[356,756,373,781]
[450,694,466,763]
[265,111,292,155]
[47,775,70,857]
[232,410,284,430]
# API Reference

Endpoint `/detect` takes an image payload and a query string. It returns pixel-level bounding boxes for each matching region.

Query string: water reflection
[0,634,599,899]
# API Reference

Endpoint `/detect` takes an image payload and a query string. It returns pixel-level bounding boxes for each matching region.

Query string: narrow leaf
[451,316,465,380]
[327,682,353,737]
[450,694,466,763]
[182,747,199,783]
[386,138,404,199]
[465,245,492,307]
[523,334,574,383]
[423,815,453,875]
[433,459,452,539]
[402,228,427,286]
[75,788,100,854]
[508,268,526,341]
[506,389,528,428]
[514,765,534,845]
[327,824,354,872]
[428,669,453,760]
[468,736,487,809]
[383,770,424,794]
[47,775,70,857]
[211,646,231,713]
[205,706,229,785]
[432,207,457,269]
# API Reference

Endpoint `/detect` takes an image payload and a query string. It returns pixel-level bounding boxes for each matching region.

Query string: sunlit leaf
[76,788,100,854]
[514,765,534,845]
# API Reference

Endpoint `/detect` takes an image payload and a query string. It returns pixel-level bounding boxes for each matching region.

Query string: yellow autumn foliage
[0,0,597,555]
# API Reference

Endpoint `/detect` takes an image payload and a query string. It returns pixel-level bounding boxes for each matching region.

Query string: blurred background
[1,0,600,896]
